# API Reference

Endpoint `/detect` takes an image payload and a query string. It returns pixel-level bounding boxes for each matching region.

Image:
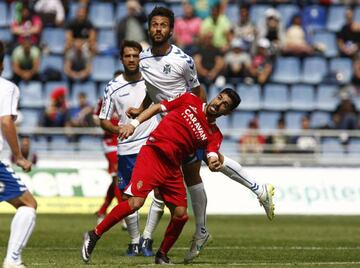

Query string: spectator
[64,39,92,85]
[11,3,43,46]
[266,118,289,154]
[65,5,96,54]
[248,38,273,85]
[193,31,225,88]
[116,0,148,50]
[11,38,41,84]
[258,8,285,55]
[291,115,317,154]
[336,8,360,58]
[11,136,38,165]
[66,92,95,128]
[240,118,266,154]
[200,2,231,53]
[34,0,65,27]
[224,38,251,84]
[173,2,202,55]
[332,94,358,130]
[229,3,256,51]
[189,0,220,19]
[42,87,68,127]
[282,14,314,56]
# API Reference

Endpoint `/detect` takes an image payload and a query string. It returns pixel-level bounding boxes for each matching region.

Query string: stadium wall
[1,160,359,215]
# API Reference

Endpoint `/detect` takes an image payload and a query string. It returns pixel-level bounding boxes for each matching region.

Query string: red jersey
[147,93,223,166]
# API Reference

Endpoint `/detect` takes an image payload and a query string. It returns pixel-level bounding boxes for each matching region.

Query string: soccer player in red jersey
[81,88,241,264]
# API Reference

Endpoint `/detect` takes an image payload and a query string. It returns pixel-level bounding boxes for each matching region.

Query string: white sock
[142,197,164,240]
[220,155,264,197]
[124,211,140,244]
[6,206,36,264]
[188,183,208,238]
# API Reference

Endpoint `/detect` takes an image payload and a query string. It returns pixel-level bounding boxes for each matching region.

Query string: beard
[124,65,139,76]
[150,32,171,47]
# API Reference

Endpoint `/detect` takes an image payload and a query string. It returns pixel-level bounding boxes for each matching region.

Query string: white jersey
[99,75,158,156]
[0,77,20,156]
[139,44,200,103]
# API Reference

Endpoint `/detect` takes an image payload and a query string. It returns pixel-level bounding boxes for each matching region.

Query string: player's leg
[1,163,37,268]
[218,153,275,220]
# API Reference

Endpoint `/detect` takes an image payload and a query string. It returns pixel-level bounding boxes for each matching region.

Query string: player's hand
[126,107,142,119]
[16,157,32,173]
[118,124,135,140]
[207,156,222,172]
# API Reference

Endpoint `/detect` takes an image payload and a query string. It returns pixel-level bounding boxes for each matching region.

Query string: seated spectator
[332,94,358,130]
[193,31,225,88]
[66,92,95,128]
[34,0,65,27]
[173,2,202,55]
[65,5,96,54]
[290,115,317,154]
[266,118,289,154]
[200,2,231,53]
[224,38,251,84]
[116,0,148,50]
[189,0,220,19]
[282,14,314,56]
[258,8,285,55]
[64,39,92,85]
[11,136,37,165]
[11,3,43,46]
[239,118,266,154]
[229,3,256,51]
[42,87,68,127]
[336,8,360,58]
[248,38,273,85]
[11,38,41,84]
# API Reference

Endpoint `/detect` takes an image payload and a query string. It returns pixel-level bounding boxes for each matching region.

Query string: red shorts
[124,145,187,207]
[105,151,118,177]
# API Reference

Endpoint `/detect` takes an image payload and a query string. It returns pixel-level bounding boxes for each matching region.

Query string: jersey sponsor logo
[183,109,207,141]
[189,105,198,114]
[163,64,171,74]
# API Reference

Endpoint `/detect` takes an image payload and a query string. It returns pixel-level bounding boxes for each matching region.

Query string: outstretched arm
[126,92,153,119]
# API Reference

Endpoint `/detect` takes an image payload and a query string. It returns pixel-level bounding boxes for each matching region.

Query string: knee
[173,213,189,223]
[128,197,145,211]
[173,206,188,220]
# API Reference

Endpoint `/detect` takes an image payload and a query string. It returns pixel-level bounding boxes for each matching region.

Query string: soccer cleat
[126,243,141,256]
[155,251,171,264]
[81,230,99,263]
[140,237,154,257]
[258,184,275,221]
[184,232,212,263]
[120,219,127,231]
[3,260,27,268]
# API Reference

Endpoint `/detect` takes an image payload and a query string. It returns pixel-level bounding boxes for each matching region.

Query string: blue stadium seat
[236,83,261,110]
[0,28,12,45]
[98,82,108,98]
[277,4,300,27]
[310,111,331,128]
[289,84,315,111]
[19,82,44,108]
[285,111,305,130]
[144,2,168,15]
[68,2,79,19]
[79,136,102,150]
[40,55,64,73]
[321,137,344,155]
[97,29,116,54]
[208,85,220,101]
[302,57,327,84]
[172,3,184,18]
[50,136,71,150]
[327,5,346,32]
[44,81,69,104]
[19,109,41,128]
[302,5,327,31]
[0,2,8,27]
[9,2,16,23]
[42,28,65,54]
[221,137,240,156]
[354,94,360,111]
[329,58,352,84]
[354,6,360,23]
[312,31,338,57]
[263,84,289,110]
[71,82,97,107]
[316,84,339,111]
[272,57,301,84]
[258,111,280,130]
[89,3,114,28]
[216,116,230,129]
[232,111,255,129]
[347,139,360,156]
[116,2,127,20]
[2,55,12,80]
[92,56,116,81]
[226,4,239,24]
[250,5,271,24]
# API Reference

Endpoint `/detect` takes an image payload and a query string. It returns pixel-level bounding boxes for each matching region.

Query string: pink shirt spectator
[174,17,202,47]
[11,14,42,45]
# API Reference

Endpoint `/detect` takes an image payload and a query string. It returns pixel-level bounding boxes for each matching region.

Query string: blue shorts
[117,154,138,190]
[0,162,27,202]
[184,149,206,165]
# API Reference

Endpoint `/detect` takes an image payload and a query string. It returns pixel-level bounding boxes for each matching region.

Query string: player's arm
[191,85,207,103]
[126,92,152,119]
[0,115,31,172]
[100,119,119,134]
[206,126,224,172]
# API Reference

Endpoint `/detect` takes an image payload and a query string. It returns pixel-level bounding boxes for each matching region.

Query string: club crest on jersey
[137,180,143,190]
[163,64,171,74]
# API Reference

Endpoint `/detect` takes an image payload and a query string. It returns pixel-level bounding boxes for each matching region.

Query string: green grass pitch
[1,214,360,267]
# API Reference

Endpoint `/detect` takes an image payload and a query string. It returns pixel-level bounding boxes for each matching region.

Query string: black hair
[148,6,175,30]
[220,88,241,111]
[0,41,4,63]
[119,40,143,58]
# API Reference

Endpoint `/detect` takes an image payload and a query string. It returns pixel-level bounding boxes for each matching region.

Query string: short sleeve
[0,85,19,119]
[206,124,223,157]
[99,85,115,120]
[183,56,200,89]
[161,93,189,112]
